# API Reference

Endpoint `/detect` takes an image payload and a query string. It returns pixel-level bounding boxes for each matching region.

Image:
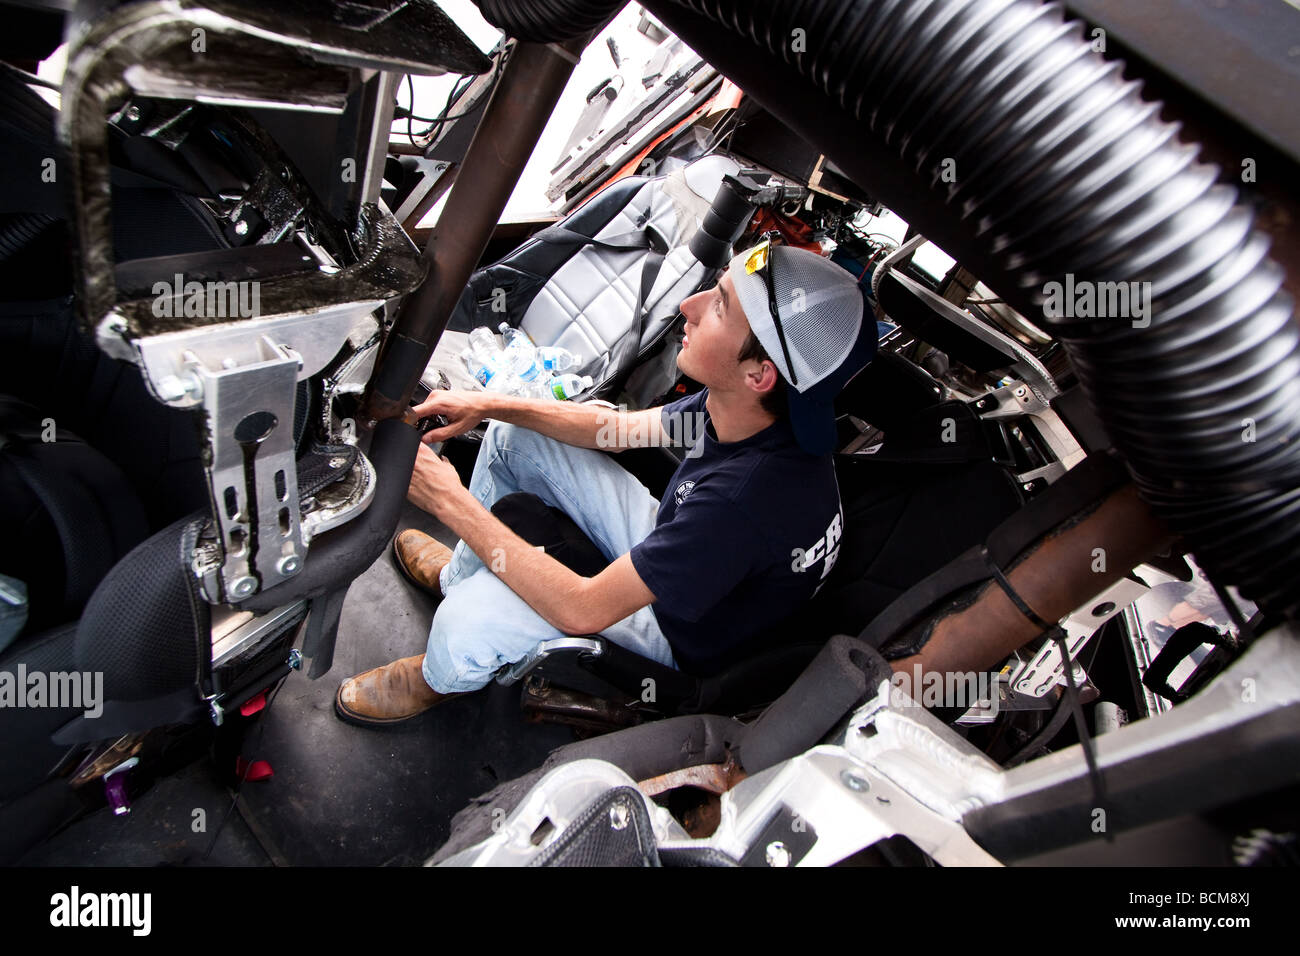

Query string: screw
[230,576,257,598]
[234,219,249,236]
[1014,386,1028,399]
[156,373,202,403]
[841,770,870,793]
[125,104,142,123]
[287,649,302,670]
[277,555,301,576]
[765,841,792,867]
[608,802,629,830]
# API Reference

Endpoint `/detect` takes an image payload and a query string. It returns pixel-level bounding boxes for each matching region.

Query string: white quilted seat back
[519,154,741,389]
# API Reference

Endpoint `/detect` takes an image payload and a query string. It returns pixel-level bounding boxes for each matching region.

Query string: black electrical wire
[1051,627,1112,840]
[400,49,506,149]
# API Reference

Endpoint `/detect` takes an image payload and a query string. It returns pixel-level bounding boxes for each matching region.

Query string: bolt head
[328,457,348,469]
[234,219,249,236]
[841,770,870,793]
[156,373,202,403]
[765,841,792,867]
[156,375,188,402]
[230,576,257,598]
[125,104,142,122]
[277,555,301,576]
[608,802,630,831]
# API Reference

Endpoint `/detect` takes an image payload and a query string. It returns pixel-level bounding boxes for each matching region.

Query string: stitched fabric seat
[433,154,745,407]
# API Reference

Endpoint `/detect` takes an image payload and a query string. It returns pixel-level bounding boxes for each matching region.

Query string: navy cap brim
[785,318,878,455]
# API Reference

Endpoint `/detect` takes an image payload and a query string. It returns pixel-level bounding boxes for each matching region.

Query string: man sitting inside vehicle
[335,241,876,725]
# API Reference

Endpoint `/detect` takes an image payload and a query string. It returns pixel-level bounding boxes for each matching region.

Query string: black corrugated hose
[473,0,623,44]
[478,0,1300,622]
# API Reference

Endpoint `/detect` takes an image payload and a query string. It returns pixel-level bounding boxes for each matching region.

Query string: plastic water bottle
[468,326,499,355]
[537,346,582,373]
[541,373,594,401]
[497,323,549,391]
[459,347,497,390]
[460,344,519,393]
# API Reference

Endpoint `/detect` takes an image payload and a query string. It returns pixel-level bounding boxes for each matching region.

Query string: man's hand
[413,389,491,444]
[408,442,471,519]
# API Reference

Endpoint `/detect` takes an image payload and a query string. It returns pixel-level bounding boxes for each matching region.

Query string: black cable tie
[982,546,1052,631]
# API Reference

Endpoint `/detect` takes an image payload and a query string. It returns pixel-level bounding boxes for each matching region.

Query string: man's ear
[746,358,780,396]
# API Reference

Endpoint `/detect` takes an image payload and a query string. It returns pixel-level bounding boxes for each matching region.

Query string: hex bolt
[608,802,630,830]
[841,770,870,793]
[277,555,301,576]
[155,373,202,403]
[287,649,302,670]
[765,841,792,867]
[155,376,187,402]
[230,576,257,598]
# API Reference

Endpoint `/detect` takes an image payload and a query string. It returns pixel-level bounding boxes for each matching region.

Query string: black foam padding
[736,635,892,775]
[74,513,202,701]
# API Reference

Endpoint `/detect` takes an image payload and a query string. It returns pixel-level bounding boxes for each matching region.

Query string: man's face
[677,270,774,395]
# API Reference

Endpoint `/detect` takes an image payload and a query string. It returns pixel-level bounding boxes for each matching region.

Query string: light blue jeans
[421,420,675,693]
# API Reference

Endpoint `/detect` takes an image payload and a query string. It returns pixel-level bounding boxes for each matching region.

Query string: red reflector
[235,757,274,782]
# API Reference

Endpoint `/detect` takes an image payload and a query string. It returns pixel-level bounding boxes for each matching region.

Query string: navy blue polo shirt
[629,388,843,676]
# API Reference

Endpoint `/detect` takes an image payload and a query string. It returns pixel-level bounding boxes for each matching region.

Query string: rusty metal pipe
[365,36,587,421]
[892,484,1175,681]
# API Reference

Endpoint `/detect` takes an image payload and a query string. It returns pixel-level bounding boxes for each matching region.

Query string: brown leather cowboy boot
[391,529,454,598]
[334,654,451,726]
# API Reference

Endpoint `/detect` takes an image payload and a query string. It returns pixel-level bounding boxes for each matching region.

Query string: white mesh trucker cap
[728,239,876,454]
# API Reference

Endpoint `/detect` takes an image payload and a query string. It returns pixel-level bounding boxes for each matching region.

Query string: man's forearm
[440,487,589,634]
[477,393,624,449]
